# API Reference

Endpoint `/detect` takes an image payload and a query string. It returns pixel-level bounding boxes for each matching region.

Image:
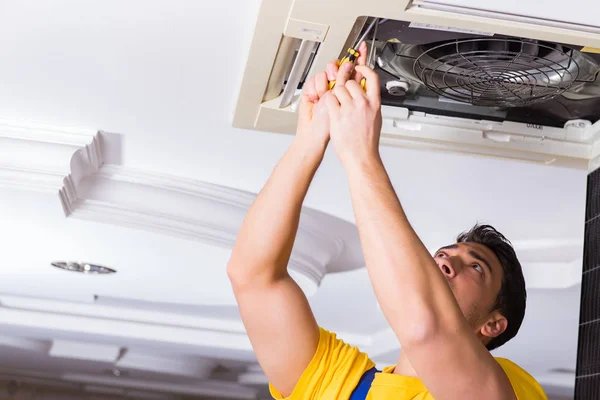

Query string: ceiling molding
[0,294,372,360]
[116,351,215,378]
[0,370,195,400]
[0,120,363,296]
[0,299,576,394]
[64,164,365,293]
[0,306,254,355]
[0,294,247,333]
[62,373,258,399]
[49,340,121,363]
[0,335,49,353]
[0,120,103,204]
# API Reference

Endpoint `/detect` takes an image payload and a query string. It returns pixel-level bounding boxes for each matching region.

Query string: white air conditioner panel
[415,0,600,29]
[233,0,600,170]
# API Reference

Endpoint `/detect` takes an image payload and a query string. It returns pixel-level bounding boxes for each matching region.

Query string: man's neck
[393,351,418,377]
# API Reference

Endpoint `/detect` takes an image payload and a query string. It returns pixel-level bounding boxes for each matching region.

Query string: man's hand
[295,69,332,155]
[296,42,370,156]
[325,54,383,169]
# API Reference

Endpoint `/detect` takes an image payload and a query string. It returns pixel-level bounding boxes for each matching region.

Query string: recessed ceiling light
[51,262,116,275]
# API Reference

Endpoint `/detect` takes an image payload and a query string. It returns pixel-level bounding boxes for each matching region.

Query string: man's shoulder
[494,357,548,399]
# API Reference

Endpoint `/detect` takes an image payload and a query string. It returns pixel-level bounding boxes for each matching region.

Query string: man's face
[433,242,505,334]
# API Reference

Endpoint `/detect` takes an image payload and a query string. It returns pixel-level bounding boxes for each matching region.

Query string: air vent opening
[352,17,600,128]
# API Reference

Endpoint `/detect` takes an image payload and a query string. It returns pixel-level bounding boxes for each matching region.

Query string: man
[227,42,547,399]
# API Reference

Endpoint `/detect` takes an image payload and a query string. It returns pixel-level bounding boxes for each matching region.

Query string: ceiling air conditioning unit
[233,0,600,170]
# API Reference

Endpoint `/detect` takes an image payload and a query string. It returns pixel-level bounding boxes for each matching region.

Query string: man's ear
[480,312,508,340]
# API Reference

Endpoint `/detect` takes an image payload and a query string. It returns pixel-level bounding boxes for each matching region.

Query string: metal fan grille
[413,38,581,107]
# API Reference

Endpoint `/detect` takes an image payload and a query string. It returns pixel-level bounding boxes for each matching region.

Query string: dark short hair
[456,224,526,351]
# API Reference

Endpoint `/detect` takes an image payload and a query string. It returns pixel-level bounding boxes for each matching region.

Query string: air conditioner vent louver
[413,38,582,107]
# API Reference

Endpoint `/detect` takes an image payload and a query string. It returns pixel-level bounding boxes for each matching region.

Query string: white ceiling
[0,0,589,399]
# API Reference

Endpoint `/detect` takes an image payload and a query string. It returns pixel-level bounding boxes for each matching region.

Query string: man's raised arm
[324,64,516,400]
[227,71,332,397]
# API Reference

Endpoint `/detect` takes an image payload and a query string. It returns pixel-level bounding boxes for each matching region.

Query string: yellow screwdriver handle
[328,48,367,92]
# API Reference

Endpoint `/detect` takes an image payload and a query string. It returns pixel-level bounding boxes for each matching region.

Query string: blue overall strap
[349,367,379,400]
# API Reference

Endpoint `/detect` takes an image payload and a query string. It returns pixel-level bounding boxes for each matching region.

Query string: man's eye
[437,252,446,258]
[473,264,483,274]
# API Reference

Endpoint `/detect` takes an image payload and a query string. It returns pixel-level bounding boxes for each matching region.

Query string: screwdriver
[328,18,381,90]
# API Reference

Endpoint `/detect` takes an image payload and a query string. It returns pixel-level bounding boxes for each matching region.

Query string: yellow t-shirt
[270,328,547,400]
